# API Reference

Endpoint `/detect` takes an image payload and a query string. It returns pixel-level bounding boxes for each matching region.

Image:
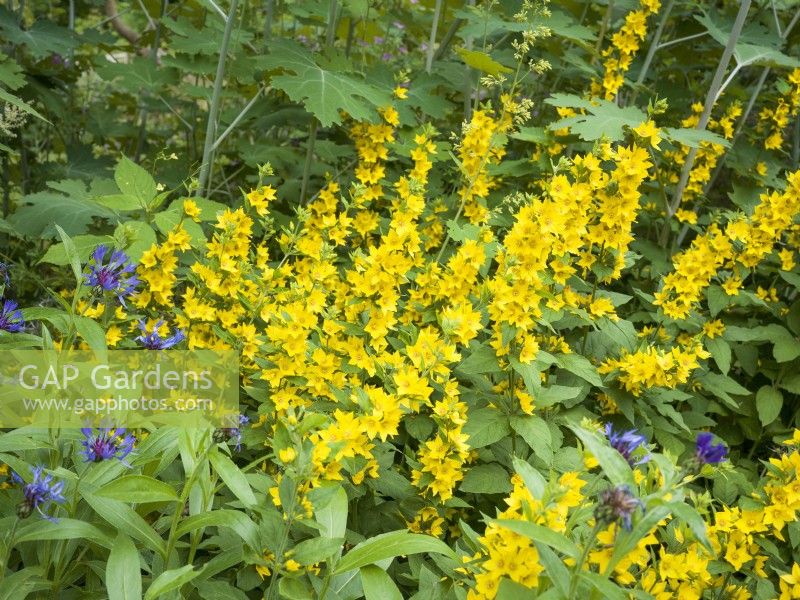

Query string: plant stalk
[198,0,240,197]
[425,0,443,73]
[661,0,751,242]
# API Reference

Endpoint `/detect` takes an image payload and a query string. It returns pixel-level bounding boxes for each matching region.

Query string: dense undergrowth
[2,0,800,598]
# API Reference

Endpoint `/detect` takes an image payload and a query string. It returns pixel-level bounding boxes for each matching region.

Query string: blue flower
[594,485,643,530]
[12,466,66,521]
[84,245,139,306]
[135,320,185,350]
[695,432,728,466]
[0,299,24,333]
[605,423,650,466]
[214,414,249,451]
[80,427,135,465]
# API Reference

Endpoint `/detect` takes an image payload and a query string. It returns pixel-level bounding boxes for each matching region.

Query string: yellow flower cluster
[594,0,661,100]
[466,472,584,598]
[455,103,511,224]
[758,67,800,150]
[598,343,709,396]
[655,169,800,319]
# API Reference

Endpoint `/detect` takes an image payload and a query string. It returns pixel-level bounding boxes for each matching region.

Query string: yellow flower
[633,119,662,148]
[183,198,202,222]
[393,85,408,99]
[278,447,297,463]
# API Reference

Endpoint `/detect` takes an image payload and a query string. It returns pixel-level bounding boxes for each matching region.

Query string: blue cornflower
[84,245,139,306]
[135,320,185,350]
[214,414,249,451]
[594,485,643,531]
[0,299,24,333]
[80,427,135,465]
[605,423,651,466]
[694,432,728,466]
[12,466,66,521]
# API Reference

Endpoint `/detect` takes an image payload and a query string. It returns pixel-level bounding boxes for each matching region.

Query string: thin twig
[212,86,268,151]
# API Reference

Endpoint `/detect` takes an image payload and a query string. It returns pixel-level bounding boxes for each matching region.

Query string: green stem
[568,521,601,599]
[265,485,299,600]
[660,0,751,242]
[197,0,240,197]
[425,0,443,73]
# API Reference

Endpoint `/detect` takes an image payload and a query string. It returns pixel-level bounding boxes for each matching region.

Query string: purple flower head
[695,432,728,466]
[84,245,139,307]
[0,300,24,333]
[373,35,385,44]
[605,423,650,466]
[382,52,393,62]
[12,466,66,521]
[594,485,643,530]
[135,320,185,350]
[214,414,249,451]
[80,426,135,465]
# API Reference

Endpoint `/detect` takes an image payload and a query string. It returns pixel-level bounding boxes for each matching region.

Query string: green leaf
[706,285,729,317]
[756,386,783,426]
[360,565,403,600]
[556,354,604,387]
[115,221,157,262]
[290,536,344,565]
[53,224,82,284]
[95,475,179,503]
[663,127,730,149]
[705,337,731,375]
[144,565,206,600]
[455,48,512,75]
[510,415,553,463]
[107,533,143,600]
[115,156,157,208]
[83,494,166,557]
[535,543,570,597]
[332,531,456,574]
[39,234,113,266]
[314,486,348,539]
[492,519,580,559]
[209,449,258,507]
[579,572,627,600]
[75,316,108,362]
[670,503,712,551]
[463,407,510,448]
[175,509,260,550]
[545,95,647,142]
[458,345,502,375]
[773,335,800,363]
[0,568,48,600]
[9,190,115,239]
[460,463,512,494]
[15,518,113,548]
[512,456,546,499]
[568,423,633,487]
[0,86,48,123]
[261,40,392,126]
